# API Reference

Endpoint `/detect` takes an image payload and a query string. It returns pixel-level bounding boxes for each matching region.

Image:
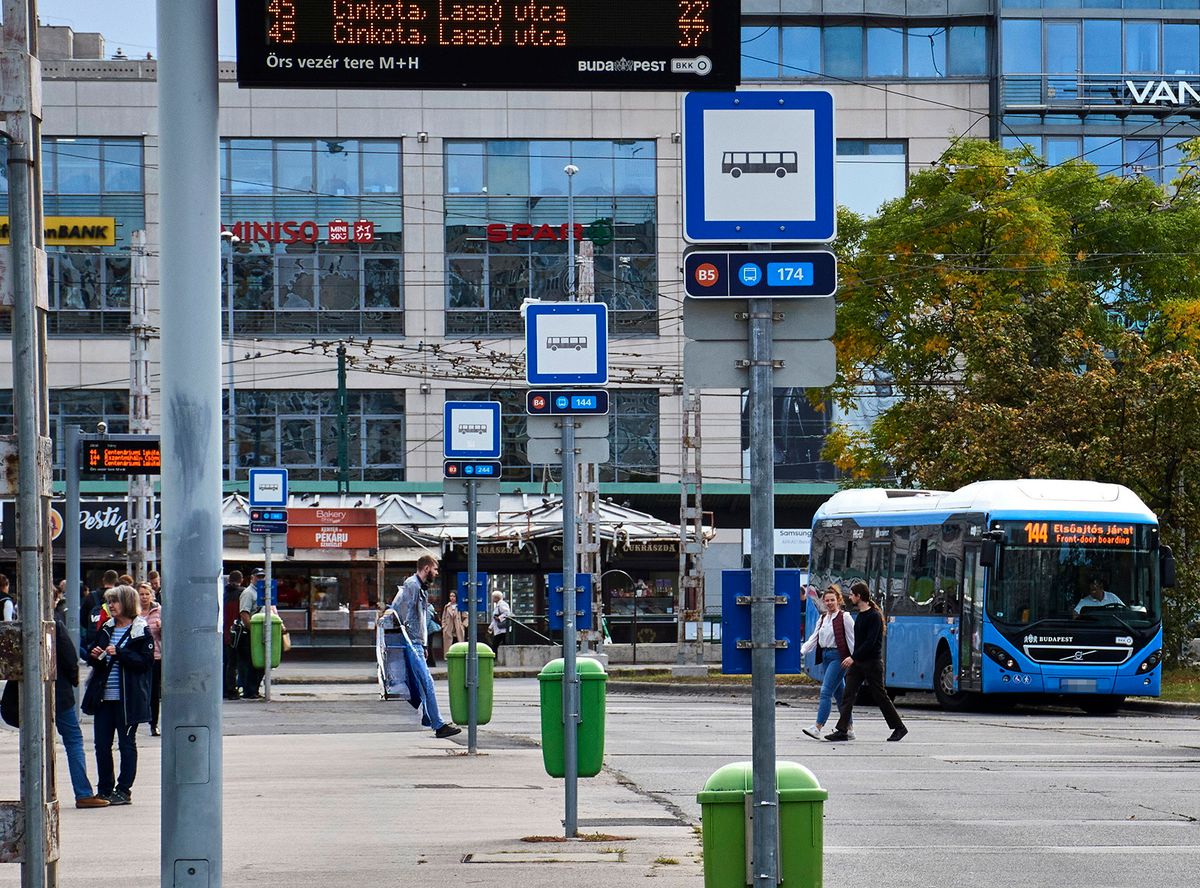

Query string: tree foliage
[828,140,1200,661]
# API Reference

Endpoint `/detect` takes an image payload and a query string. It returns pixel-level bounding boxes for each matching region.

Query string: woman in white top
[799,584,856,740]
[489,591,511,647]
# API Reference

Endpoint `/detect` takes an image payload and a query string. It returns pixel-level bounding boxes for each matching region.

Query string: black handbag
[81,660,111,716]
[1,680,19,727]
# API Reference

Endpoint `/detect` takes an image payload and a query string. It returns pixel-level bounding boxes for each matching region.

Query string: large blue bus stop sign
[682,91,836,244]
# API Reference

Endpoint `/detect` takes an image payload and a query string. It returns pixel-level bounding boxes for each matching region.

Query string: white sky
[37,0,238,60]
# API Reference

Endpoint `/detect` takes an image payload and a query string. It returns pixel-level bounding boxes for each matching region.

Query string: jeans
[816,649,851,727]
[94,700,138,796]
[408,643,445,730]
[55,705,95,800]
[150,660,162,729]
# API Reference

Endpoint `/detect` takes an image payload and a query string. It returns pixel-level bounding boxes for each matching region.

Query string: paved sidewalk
[0,684,702,887]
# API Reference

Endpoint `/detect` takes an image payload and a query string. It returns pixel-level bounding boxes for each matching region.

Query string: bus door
[867,541,891,666]
[959,545,984,692]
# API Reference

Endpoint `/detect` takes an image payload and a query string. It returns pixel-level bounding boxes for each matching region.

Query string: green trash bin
[697,761,827,888]
[446,641,495,725]
[537,657,606,778]
[249,612,283,669]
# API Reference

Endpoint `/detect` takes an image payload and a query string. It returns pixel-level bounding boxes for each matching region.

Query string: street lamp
[564,164,578,302]
[220,230,240,483]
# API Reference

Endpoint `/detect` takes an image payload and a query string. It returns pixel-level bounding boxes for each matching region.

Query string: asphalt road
[83,677,1200,888]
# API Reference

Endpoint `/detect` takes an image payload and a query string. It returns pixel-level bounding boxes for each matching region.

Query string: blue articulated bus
[807,480,1175,713]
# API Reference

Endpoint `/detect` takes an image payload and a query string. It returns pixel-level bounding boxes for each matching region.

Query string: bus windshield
[987,521,1160,629]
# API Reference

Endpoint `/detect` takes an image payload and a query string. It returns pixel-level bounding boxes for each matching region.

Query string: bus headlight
[1137,650,1162,673]
[984,643,1021,672]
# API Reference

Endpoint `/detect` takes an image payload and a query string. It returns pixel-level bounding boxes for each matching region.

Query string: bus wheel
[1079,695,1125,715]
[730,168,742,178]
[934,650,971,711]
[775,168,787,177]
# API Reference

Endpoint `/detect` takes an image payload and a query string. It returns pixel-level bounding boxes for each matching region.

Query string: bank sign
[0,216,117,246]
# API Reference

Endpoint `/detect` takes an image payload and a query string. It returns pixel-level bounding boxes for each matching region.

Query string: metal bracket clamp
[735,359,785,369]
[735,639,790,650]
[733,311,786,322]
[734,596,790,605]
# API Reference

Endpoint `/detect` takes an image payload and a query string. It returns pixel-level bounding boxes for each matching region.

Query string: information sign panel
[525,303,609,386]
[684,250,837,299]
[249,468,289,508]
[444,401,502,459]
[81,438,162,476]
[527,389,610,416]
[443,460,503,480]
[235,0,740,91]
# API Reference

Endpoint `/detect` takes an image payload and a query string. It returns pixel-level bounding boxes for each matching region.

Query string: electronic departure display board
[235,0,740,90]
[82,439,162,476]
[1007,521,1138,548]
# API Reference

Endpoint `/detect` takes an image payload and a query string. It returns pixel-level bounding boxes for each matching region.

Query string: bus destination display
[1010,521,1137,548]
[83,441,162,476]
[236,1,740,89]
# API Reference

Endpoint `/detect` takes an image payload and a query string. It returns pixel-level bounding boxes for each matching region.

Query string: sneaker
[846,728,856,741]
[802,724,823,740]
[887,726,908,742]
[75,795,109,809]
[106,790,131,806]
[824,730,851,742]
[434,723,462,739]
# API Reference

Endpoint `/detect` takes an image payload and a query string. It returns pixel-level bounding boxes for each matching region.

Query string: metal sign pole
[748,298,779,886]
[467,477,479,754]
[66,426,82,717]
[262,534,273,702]
[562,161,580,838]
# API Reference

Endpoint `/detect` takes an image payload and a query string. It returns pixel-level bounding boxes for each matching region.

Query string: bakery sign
[285,507,378,549]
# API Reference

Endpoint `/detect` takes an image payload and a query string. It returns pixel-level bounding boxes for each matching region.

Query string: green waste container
[697,761,828,888]
[249,612,284,669]
[537,657,606,778]
[446,641,495,725]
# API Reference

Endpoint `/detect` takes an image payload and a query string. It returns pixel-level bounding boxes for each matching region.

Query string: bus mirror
[980,538,997,567]
[1161,546,1176,588]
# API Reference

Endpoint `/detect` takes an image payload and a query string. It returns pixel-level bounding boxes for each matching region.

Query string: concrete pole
[562,162,580,838]
[157,2,224,884]
[748,299,779,887]
[466,477,478,754]
[66,426,81,715]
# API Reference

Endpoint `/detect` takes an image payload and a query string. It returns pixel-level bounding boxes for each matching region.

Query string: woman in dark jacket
[85,584,154,806]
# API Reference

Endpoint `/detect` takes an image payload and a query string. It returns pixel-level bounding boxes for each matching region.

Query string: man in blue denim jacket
[391,554,461,739]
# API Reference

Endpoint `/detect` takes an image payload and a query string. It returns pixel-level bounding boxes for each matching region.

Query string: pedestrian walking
[238,570,264,699]
[0,573,16,621]
[489,590,511,648]
[391,554,461,739]
[222,570,243,700]
[148,569,163,604]
[441,591,465,652]
[51,584,109,808]
[138,582,163,735]
[84,584,155,805]
[825,581,908,742]
[799,584,856,740]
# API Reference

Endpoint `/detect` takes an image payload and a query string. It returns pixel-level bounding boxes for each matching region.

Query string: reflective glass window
[1125,138,1160,181]
[1083,20,1121,74]
[867,27,903,78]
[361,141,400,194]
[1082,0,1121,7]
[486,141,529,196]
[1125,0,1162,8]
[1002,20,1042,73]
[446,141,485,194]
[1046,22,1080,74]
[836,141,906,217]
[529,141,569,195]
[742,25,780,78]
[102,140,142,192]
[1046,136,1081,166]
[908,27,948,78]
[825,26,863,79]
[1164,24,1199,75]
[229,139,273,195]
[949,26,988,76]
[1083,136,1124,176]
[781,26,821,78]
[614,140,656,196]
[570,141,615,196]
[1163,137,1189,183]
[1044,0,1081,7]
[55,138,101,193]
[1003,134,1044,158]
[317,139,358,195]
[1124,22,1160,74]
[276,140,315,194]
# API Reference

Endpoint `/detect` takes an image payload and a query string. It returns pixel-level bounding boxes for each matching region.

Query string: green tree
[828,140,1200,661]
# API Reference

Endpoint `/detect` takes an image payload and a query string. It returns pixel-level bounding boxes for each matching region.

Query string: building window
[742,20,990,81]
[444,140,657,337]
[837,141,907,217]
[449,388,660,482]
[219,138,404,337]
[0,390,132,479]
[223,389,405,482]
[1,137,145,338]
[1002,133,1189,183]
[742,390,836,482]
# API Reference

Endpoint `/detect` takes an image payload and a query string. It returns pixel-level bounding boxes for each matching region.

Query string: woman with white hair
[488,590,511,648]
